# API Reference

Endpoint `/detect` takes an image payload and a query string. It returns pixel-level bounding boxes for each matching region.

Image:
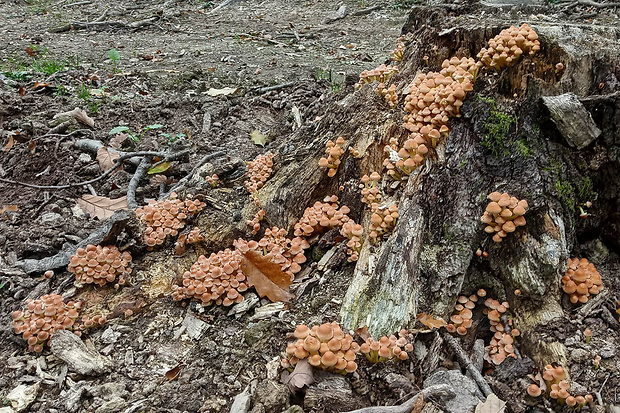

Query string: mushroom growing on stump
[562,257,603,304]
[480,192,528,243]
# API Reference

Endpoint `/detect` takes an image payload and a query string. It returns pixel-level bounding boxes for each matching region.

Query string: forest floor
[1,0,620,412]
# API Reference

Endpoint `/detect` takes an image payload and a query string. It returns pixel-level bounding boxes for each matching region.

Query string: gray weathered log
[542,93,601,149]
[342,384,455,413]
[50,330,113,375]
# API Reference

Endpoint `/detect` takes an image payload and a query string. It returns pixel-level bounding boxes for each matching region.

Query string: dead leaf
[32,81,51,90]
[18,86,25,96]
[149,174,168,187]
[0,205,18,213]
[474,393,506,413]
[5,136,14,152]
[165,363,185,381]
[527,373,547,392]
[108,132,128,149]
[417,313,447,329]
[250,129,267,147]
[175,234,187,255]
[96,147,121,172]
[53,107,95,128]
[240,250,294,303]
[412,393,424,413]
[76,195,128,220]
[147,161,171,175]
[354,326,371,341]
[285,358,314,394]
[28,140,36,154]
[206,87,238,97]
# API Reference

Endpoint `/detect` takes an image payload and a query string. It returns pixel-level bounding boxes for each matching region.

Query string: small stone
[100,328,121,345]
[71,204,86,218]
[6,382,39,412]
[230,386,252,413]
[182,313,209,340]
[423,370,480,413]
[94,398,127,413]
[253,380,289,413]
[599,345,615,359]
[570,348,590,363]
[77,153,92,165]
[39,212,63,226]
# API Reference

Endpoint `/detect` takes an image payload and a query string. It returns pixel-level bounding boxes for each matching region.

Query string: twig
[64,0,92,7]
[46,121,72,136]
[575,0,620,7]
[236,33,289,47]
[352,4,383,16]
[160,150,227,199]
[342,384,455,413]
[48,15,159,33]
[127,156,152,209]
[32,194,57,219]
[441,330,494,397]
[579,91,620,104]
[254,82,297,94]
[576,289,610,321]
[206,0,238,14]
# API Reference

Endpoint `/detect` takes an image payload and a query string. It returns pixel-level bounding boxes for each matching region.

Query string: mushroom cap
[527,384,542,397]
[316,323,334,341]
[321,351,338,367]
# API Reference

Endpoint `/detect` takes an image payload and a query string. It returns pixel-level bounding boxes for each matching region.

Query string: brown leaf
[417,313,447,329]
[53,107,95,128]
[474,393,506,413]
[412,393,424,413]
[5,136,14,152]
[286,358,314,394]
[32,81,51,90]
[165,363,185,381]
[28,140,36,154]
[18,86,25,96]
[240,250,294,303]
[354,325,371,341]
[76,195,128,220]
[96,147,121,172]
[0,205,18,213]
[108,132,128,149]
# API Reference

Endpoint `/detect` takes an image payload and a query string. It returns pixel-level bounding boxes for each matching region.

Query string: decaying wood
[441,331,493,397]
[127,156,152,209]
[542,93,601,149]
[342,384,455,413]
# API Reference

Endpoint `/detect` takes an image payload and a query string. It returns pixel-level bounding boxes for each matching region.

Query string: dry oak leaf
[417,312,447,329]
[96,147,121,172]
[76,195,128,220]
[354,325,372,341]
[240,250,294,303]
[0,205,18,213]
[285,358,314,394]
[474,393,506,413]
[53,107,95,128]
[5,135,14,152]
[108,132,129,149]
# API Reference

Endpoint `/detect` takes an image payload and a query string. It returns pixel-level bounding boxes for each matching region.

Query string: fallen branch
[441,330,494,397]
[579,91,620,104]
[48,15,159,33]
[206,0,238,14]
[576,289,610,322]
[573,0,620,7]
[352,4,383,16]
[20,210,133,273]
[342,384,455,413]
[127,156,152,209]
[160,150,227,199]
[236,33,289,47]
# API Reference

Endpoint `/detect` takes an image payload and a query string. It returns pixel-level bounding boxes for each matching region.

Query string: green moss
[477,96,516,157]
[555,179,576,212]
[515,139,533,158]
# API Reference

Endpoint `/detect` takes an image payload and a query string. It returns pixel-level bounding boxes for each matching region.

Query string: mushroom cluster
[532,365,594,407]
[282,323,360,374]
[205,174,219,187]
[171,248,248,306]
[293,196,352,238]
[445,294,478,335]
[355,64,399,89]
[340,221,364,262]
[391,37,405,62]
[136,193,206,248]
[360,172,382,205]
[477,24,540,70]
[12,294,105,353]
[235,227,308,281]
[378,83,398,108]
[68,244,131,288]
[318,137,346,178]
[485,332,517,365]
[187,227,204,244]
[245,153,275,203]
[483,297,518,335]
[480,192,528,243]
[360,331,413,363]
[562,258,603,304]
[247,209,266,235]
[369,203,399,242]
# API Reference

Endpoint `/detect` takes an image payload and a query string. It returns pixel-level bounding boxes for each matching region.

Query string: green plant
[515,139,533,158]
[108,49,121,73]
[160,132,186,145]
[556,179,575,212]
[314,67,345,94]
[109,124,164,143]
